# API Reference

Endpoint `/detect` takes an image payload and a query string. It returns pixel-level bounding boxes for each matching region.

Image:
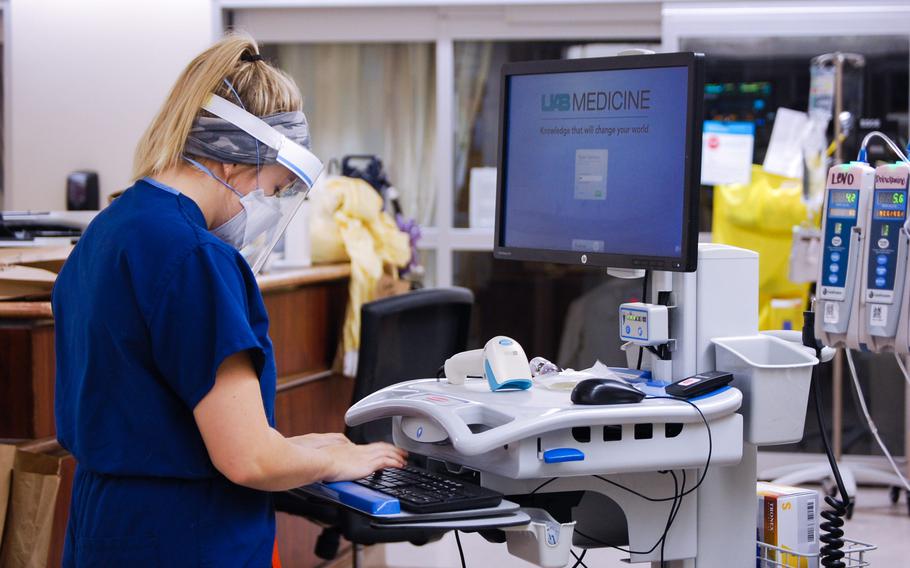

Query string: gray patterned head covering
[184,111,311,165]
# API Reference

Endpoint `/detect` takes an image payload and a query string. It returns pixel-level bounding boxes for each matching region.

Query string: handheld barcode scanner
[858,163,910,352]
[443,336,532,391]
[815,162,875,349]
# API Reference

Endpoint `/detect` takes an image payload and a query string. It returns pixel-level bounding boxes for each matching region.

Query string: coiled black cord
[570,549,588,568]
[815,363,847,568]
[803,309,848,567]
[819,494,846,568]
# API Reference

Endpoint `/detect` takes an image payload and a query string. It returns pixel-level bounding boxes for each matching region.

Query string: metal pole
[832,53,845,460]
[834,53,844,164]
[833,349,844,460]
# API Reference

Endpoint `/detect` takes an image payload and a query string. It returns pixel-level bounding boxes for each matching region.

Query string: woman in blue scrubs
[52,34,406,567]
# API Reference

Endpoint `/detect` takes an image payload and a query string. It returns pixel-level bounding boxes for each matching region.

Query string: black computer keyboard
[352,466,503,514]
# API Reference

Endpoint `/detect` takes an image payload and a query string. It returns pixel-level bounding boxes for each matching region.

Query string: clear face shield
[199,94,324,273]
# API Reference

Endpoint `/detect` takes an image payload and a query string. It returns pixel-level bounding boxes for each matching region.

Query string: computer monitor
[494,52,705,272]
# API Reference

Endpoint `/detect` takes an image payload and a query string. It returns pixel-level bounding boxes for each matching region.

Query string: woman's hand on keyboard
[322,442,408,482]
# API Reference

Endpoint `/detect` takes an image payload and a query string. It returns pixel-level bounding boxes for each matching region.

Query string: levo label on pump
[866,188,907,303]
[821,188,860,300]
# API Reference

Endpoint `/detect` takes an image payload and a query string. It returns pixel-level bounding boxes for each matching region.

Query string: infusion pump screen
[827,190,859,218]
[868,189,907,291]
[501,66,691,258]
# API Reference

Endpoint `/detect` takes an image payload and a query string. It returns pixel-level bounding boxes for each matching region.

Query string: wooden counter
[0,301,54,319]
[0,263,352,320]
[1,263,354,567]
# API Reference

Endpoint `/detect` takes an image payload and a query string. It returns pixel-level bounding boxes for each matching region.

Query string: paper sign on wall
[763,108,810,180]
[701,121,755,186]
[469,167,498,229]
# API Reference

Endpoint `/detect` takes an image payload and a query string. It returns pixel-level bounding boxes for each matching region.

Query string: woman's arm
[194,351,407,492]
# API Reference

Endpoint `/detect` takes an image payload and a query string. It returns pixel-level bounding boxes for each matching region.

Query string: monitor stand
[606,267,646,279]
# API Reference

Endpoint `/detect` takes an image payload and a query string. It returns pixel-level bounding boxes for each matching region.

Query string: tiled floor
[840,486,910,567]
[378,486,910,567]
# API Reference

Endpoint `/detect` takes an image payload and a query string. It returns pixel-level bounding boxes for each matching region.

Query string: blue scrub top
[53,178,277,567]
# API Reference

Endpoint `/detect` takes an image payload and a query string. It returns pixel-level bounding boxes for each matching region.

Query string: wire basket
[757,539,877,567]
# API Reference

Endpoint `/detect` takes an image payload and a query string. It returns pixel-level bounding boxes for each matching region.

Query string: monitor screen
[494,52,704,271]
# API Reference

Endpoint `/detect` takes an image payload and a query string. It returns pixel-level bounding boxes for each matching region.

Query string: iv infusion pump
[816,162,875,348]
[816,161,910,352]
[858,163,910,351]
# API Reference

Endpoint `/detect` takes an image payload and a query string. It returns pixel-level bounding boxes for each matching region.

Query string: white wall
[4,0,215,210]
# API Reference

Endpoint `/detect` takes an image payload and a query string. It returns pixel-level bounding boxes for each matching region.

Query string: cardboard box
[0,246,72,300]
[757,482,819,568]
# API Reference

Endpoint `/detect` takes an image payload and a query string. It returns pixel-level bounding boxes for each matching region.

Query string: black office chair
[347,286,474,444]
[275,287,475,560]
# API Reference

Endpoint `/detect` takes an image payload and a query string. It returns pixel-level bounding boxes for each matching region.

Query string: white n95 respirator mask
[210,188,283,251]
[188,92,324,272]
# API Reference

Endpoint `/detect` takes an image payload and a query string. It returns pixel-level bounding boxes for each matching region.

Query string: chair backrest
[347,287,474,444]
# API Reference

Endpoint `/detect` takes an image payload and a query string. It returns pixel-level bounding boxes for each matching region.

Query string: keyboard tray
[369,506,531,531]
[293,483,523,524]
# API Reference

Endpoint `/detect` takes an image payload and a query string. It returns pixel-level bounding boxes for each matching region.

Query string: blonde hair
[133,32,302,179]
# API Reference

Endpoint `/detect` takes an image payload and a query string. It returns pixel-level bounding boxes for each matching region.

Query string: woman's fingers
[365,443,407,470]
[321,441,409,481]
[372,442,408,458]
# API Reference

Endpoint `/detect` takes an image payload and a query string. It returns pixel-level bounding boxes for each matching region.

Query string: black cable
[531,401,708,504]
[527,392,708,562]
[594,396,712,502]
[812,365,849,503]
[642,270,650,304]
[533,470,683,560]
[659,470,680,565]
[671,470,686,527]
[660,470,687,567]
[530,477,558,494]
[570,396,709,561]
[813,362,849,567]
[575,468,683,557]
[802,309,848,567]
[636,270,650,370]
[570,549,589,568]
[454,530,466,568]
[576,519,667,558]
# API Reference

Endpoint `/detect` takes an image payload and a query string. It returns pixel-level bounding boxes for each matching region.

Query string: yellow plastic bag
[310,177,411,375]
[713,165,811,330]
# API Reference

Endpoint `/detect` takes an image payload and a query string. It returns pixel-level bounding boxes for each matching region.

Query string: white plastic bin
[503,508,576,568]
[713,335,818,446]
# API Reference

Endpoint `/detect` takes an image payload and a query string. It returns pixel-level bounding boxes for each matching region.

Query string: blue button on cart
[542,448,585,463]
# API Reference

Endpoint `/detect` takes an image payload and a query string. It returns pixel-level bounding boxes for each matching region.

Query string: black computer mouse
[571,378,646,405]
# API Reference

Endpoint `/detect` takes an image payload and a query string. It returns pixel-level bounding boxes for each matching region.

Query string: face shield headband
[195,94,324,272]
[199,94,323,187]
